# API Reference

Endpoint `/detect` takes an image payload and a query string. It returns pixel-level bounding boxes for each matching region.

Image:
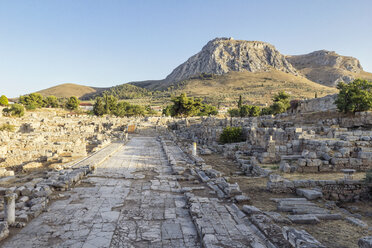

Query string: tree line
[162,93,218,117]
[92,93,156,117]
[0,78,370,118]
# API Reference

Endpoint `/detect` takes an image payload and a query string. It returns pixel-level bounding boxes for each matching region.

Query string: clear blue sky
[0,0,371,97]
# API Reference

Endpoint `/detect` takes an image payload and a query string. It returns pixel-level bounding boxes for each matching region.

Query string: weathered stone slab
[346,216,369,229]
[287,214,320,224]
[296,188,323,200]
[242,205,262,215]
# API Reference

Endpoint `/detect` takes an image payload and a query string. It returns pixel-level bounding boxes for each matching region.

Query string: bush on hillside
[65,96,80,110]
[93,97,105,116]
[162,105,175,117]
[0,95,9,106]
[3,104,25,117]
[260,107,273,116]
[228,108,240,117]
[103,94,118,114]
[44,95,59,108]
[19,93,44,109]
[198,104,218,116]
[163,93,218,117]
[240,105,260,117]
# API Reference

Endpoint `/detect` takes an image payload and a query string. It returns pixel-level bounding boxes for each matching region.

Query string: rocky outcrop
[286,50,365,86]
[287,50,363,73]
[164,37,299,84]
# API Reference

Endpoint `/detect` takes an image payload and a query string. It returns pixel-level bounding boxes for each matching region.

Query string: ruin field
[0,108,371,248]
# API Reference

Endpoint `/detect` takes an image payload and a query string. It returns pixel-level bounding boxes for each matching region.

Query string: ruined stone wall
[0,113,172,173]
[169,112,372,173]
[267,178,371,202]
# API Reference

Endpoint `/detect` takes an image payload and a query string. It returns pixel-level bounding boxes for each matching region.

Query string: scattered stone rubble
[165,109,372,247]
[0,141,124,242]
[169,111,372,176]
[0,105,370,247]
[0,111,126,174]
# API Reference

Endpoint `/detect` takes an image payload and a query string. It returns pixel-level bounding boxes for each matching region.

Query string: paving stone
[3,137,199,248]
[296,188,323,200]
[359,236,372,248]
[287,214,320,224]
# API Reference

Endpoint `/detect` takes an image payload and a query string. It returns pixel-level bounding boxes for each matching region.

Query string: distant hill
[37,83,107,99]
[81,83,152,100]
[286,50,372,87]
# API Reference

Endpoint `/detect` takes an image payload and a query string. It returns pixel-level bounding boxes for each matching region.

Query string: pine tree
[238,95,242,109]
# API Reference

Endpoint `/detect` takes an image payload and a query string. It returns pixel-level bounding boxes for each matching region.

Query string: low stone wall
[267,177,371,202]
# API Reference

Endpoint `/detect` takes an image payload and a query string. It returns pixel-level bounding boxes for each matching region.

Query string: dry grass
[297,67,372,87]
[173,70,337,105]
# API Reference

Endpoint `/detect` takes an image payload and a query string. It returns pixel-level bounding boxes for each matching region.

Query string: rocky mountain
[33,38,371,103]
[286,50,372,86]
[163,37,298,86]
[132,38,372,90]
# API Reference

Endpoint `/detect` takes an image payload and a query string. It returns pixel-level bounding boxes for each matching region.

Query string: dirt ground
[200,153,372,248]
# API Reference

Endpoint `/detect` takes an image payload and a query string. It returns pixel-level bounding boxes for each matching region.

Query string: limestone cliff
[163,37,299,84]
[286,50,368,87]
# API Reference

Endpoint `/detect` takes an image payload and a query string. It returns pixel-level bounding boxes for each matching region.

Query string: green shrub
[0,95,9,106]
[3,104,25,117]
[271,91,290,114]
[19,93,44,109]
[162,105,174,117]
[25,103,37,110]
[162,93,218,117]
[44,95,59,108]
[145,105,157,116]
[228,108,240,117]
[125,104,145,117]
[65,96,80,110]
[0,123,15,132]
[260,107,273,116]
[93,97,105,116]
[198,104,218,116]
[240,105,260,117]
[219,126,244,144]
[271,101,288,114]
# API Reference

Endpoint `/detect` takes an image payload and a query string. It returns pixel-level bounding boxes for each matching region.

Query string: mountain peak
[164,38,298,84]
[287,50,363,72]
[286,49,364,86]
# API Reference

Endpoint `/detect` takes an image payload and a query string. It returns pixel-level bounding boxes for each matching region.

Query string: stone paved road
[3,136,200,248]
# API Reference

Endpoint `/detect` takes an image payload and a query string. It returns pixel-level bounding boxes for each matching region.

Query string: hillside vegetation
[83,84,153,100]
[164,70,338,106]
